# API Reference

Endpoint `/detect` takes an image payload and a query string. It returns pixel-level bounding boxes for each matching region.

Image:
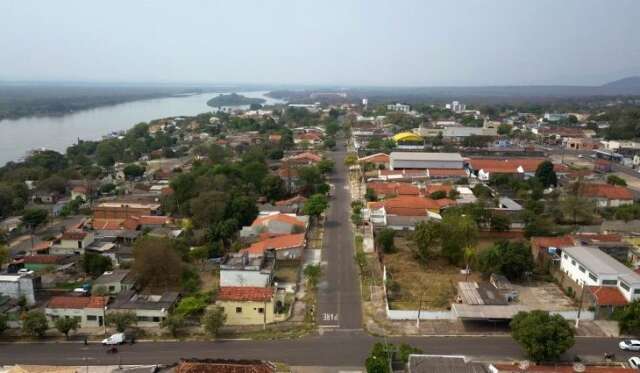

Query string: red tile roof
[573,233,622,243]
[275,195,307,206]
[285,152,322,163]
[91,218,126,230]
[47,296,107,309]
[252,214,306,227]
[589,286,628,306]
[31,241,53,252]
[367,182,421,197]
[23,255,62,265]
[427,168,468,177]
[359,153,390,164]
[61,230,87,240]
[425,184,453,195]
[580,184,634,200]
[217,287,274,302]
[243,233,306,255]
[139,215,172,225]
[531,236,575,253]
[175,359,275,373]
[468,158,565,174]
[72,186,88,194]
[380,196,455,216]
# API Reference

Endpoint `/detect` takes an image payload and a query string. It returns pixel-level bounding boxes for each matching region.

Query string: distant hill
[598,76,640,94]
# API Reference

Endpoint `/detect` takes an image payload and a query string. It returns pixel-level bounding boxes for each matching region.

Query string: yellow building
[392,132,423,143]
[216,287,276,325]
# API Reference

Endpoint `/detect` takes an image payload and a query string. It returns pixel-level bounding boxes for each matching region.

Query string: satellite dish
[573,363,586,373]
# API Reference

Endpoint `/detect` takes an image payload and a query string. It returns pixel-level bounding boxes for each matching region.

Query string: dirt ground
[199,267,219,293]
[384,235,481,310]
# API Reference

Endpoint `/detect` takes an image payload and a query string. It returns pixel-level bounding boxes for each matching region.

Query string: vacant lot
[274,263,300,284]
[512,282,576,311]
[384,235,481,310]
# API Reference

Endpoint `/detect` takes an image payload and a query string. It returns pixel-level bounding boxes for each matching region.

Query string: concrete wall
[0,276,37,305]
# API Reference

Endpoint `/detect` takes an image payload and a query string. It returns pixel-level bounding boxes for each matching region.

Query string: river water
[0,91,282,166]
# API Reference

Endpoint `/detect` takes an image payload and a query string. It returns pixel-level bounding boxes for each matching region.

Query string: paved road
[316,140,362,330]
[0,333,634,366]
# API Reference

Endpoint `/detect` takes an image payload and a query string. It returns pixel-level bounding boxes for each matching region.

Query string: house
[588,285,630,319]
[294,132,323,145]
[93,202,161,220]
[580,184,634,208]
[560,246,640,302]
[51,230,95,255]
[242,233,306,259]
[92,270,135,295]
[390,152,464,170]
[215,287,277,326]
[282,152,322,166]
[530,235,575,263]
[358,153,390,169]
[367,196,455,230]
[466,158,567,181]
[70,186,89,201]
[21,255,66,272]
[0,273,40,305]
[174,359,276,373]
[240,213,308,240]
[108,290,180,327]
[45,296,107,328]
[387,103,411,113]
[220,252,275,288]
[366,182,421,199]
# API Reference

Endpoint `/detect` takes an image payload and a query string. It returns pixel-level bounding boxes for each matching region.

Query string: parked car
[629,357,640,369]
[620,340,640,351]
[102,333,125,345]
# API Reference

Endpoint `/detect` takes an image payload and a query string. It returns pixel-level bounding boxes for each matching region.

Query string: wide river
[0,91,283,166]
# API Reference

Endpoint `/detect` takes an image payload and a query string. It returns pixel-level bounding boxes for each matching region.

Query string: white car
[102,333,125,345]
[620,340,640,351]
[629,357,640,369]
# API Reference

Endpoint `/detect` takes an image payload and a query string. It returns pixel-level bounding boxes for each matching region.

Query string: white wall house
[51,231,95,255]
[219,253,274,288]
[560,246,640,302]
[0,274,39,305]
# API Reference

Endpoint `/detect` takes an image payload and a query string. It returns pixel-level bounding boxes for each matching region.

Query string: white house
[220,252,275,288]
[560,246,640,302]
[51,230,95,255]
[0,273,39,305]
[45,296,107,328]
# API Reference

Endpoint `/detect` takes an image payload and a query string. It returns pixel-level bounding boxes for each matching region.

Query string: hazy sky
[1,0,639,87]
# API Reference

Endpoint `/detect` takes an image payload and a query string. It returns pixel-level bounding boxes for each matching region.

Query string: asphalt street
[0,333,634,366]
[316,140,362,330]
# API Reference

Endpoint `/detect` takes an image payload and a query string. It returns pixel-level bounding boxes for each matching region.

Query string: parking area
[512,281,576,311]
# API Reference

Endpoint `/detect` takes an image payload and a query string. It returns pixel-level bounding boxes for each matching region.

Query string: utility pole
[575,284,586,329]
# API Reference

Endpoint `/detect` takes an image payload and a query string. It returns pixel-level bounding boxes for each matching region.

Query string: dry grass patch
[384,235,480,310]
[274,264,300,283]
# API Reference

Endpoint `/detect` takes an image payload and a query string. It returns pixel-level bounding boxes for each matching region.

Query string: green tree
[344,153,358,167]
[607,174,627,186]
[82,252,113,277]
[106,311,137,332]
[429,190,447,200]
[412,220,441,262]
[497,123,512,136]
[614,300,640,334]
[298,166,324,196]
[303,194,329,218]
[22,310,49,338]
[560,193,595,226]
[511,310,575,362]
[534,161,557,188]
[489,213,511,232]
[123,164,146,180]
[365,342,392,373]
[477,241,533,281]
[21,208,48,231]
[303,264,322,288]
[317,159,335,174]
[202,307,226,338]
[54,317,79,339]
[161,314,185,337]
[0,245,9,270]
[440,213,478,264]
[174,295,208,317]
[376,228,396,253]
[261,175,286,202]
[132,236,183,290]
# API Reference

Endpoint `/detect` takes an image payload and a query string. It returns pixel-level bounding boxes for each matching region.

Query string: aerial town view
[2,1,640,373]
